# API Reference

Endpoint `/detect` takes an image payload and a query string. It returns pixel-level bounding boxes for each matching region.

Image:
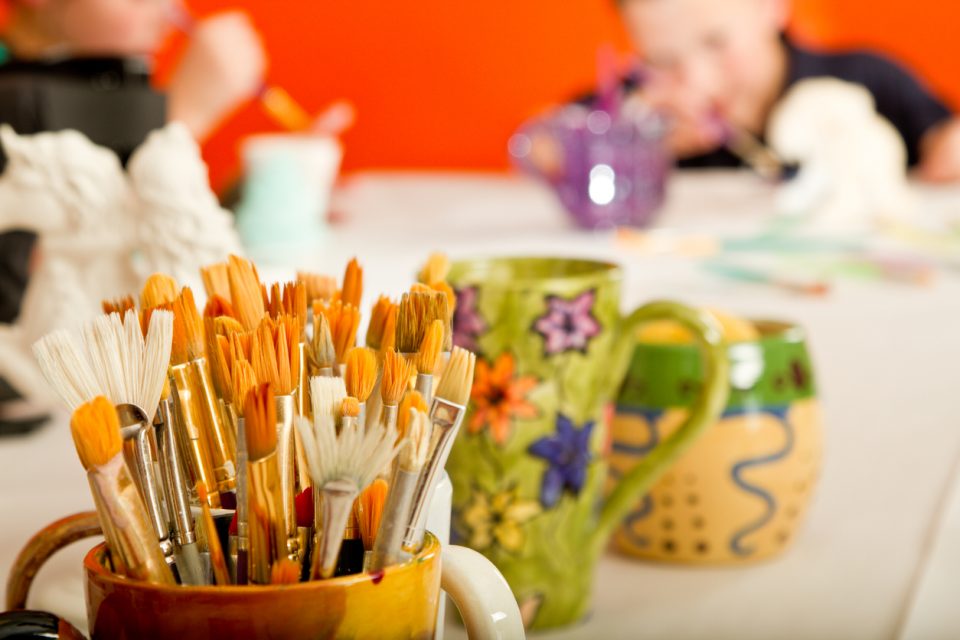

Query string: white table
[2,171,959,639]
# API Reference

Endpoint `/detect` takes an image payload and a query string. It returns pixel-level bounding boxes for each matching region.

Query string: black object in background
[0,55,167,434]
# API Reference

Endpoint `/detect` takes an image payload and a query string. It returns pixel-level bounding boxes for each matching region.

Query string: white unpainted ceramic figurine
[0,123,241,406]
[767,77,915,233]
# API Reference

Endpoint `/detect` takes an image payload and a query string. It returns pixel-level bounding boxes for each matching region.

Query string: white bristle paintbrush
[402,347,475,552]
[369,408,431,571]
[307,376,348,553]
[297,376,401,579]
[34,310,177,568]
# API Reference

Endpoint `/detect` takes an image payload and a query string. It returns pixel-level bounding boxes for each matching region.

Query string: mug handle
[593,300,730,552]
[5,512,102,611]
[441,545,525,639]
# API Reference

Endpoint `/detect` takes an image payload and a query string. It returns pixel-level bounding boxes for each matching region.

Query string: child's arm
[166,12,266,141]
[917,119,960,183]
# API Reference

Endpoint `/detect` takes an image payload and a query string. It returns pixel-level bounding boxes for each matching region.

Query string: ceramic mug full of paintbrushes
[445,257,730,630]
[5,392,522,640]
[7,518,518,639]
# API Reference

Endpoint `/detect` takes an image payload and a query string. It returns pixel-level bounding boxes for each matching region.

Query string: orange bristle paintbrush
[345,347,377,426]
[297,271,337,305]
[340,258,363,309]
[201,262,232,304]
[140,273,178,310]
[355,478,388,553]
[228,254,266,332]
[244,383,287,584]
[380,350,416,432]
[101,295,135,316]
[414,319,444,406]
[70,396,174,584]
[169,287,235,505]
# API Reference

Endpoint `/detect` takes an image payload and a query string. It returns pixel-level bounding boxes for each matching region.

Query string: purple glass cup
[509,104,671,230]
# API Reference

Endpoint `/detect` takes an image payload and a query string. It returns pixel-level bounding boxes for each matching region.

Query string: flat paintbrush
[369,409,430,571]
[403,347,475,552]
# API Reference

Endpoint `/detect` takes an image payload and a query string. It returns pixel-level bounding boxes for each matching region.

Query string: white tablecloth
[2,171,959,639]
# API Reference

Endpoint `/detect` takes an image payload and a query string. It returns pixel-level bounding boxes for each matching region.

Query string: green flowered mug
[446,257,731,630]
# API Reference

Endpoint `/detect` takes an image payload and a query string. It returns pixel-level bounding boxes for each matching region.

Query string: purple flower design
[453,286,487,353]
[533,290,601,356]
[528,415,594,508]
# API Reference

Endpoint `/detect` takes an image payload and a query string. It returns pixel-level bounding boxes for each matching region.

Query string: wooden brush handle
[5,512,102,611]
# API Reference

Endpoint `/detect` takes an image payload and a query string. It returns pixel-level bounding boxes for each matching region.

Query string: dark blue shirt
[678,37,952,169]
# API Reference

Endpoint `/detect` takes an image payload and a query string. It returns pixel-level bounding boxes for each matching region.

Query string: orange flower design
[470,353,539,445]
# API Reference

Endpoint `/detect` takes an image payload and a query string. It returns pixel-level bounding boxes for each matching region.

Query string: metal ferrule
[169,362,221,507]
[247,451,286,585]
[312,480,358,580]
[369,467,418,572]
[402,397,466,552]
[156,398,195,547]
[191,358,237,493]
[415,372,434,407]
[116,404,173,564]
[275,393,300,562]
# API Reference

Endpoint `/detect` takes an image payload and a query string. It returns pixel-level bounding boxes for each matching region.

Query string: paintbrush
[356,478,388,554]
[370,408,431,571]
[169,288,234,506]
[364,297,397,430]
[345,347,377,427]
[396,291,452,358]
[251,315,301,562]
[203,295,236,321]
[244,383,287,584]
[140,273,179,310]
[201,262,232,304]
[306,376,347,564]
[414,319,443,406]
[297,377,400,579]
[35,310,177,568]
[297,271,337,305]
[196,482,231,585]
[308,312,336,377]
[70,397,174,584]
[314,300,361,375]
[101,295,135,316]
[380,350,416,433]
[231,358,257,585]
[270,558,302,585]
[418,253,451,286]
[155,395,205,586]
[228,254,266,332]
[337,397,366,576]
[403,347,476,553]
[703,261,831,297]
[340,258,363,309]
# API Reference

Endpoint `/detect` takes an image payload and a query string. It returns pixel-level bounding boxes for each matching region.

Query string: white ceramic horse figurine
[0,123,241,406]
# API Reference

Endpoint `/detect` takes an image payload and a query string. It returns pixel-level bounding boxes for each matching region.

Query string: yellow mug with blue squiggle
[609,320,822,563]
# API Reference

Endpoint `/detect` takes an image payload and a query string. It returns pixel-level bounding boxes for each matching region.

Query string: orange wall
[170,1,960,189]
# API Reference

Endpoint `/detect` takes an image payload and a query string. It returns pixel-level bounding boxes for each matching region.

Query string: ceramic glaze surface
[610,322,823,563]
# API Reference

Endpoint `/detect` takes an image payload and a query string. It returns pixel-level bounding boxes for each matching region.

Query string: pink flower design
[533,290,601,356]
[453,286,486,353]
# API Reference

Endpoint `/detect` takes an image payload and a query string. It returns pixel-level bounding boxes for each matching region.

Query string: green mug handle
[592,300,730,553]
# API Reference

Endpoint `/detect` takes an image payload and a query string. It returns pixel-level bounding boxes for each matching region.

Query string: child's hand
[635,76,726,159]
[918,119,960,183]
[167,12,267,140]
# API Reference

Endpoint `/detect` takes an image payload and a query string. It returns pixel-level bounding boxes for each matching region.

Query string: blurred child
[617,0,960,182]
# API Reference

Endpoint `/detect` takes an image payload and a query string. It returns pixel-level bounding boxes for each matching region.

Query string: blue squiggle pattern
[611,407,664,455]
[610,407,663,548]
[728,406,793,556]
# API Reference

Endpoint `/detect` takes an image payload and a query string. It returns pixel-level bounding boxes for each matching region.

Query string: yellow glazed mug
[610,320,823,563]
[4,512,524,639]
